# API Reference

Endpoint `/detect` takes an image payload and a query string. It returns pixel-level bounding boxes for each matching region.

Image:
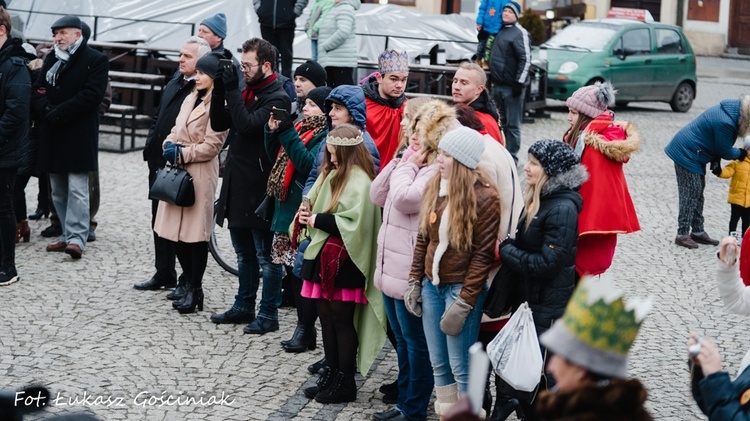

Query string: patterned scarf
[46,37,83,86]
[267,114,327,201]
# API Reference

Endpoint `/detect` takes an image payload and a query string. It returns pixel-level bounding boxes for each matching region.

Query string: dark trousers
[148,169,178,283]
[0,170,16,273]
[260,25,295,78]
[476,29,490,60]
[325,67,355,88]
[730,204,750,235]
[493,84,525,163]
[675,163,705,236]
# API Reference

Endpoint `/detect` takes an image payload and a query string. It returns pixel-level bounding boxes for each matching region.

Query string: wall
[682,0,730,55]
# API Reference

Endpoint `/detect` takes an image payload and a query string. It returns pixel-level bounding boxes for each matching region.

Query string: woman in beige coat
[154,54,228,314]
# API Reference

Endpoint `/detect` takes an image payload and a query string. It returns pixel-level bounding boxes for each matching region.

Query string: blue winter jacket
[665,95,750,175]
[476,0,509,35]
[692,362,750,420]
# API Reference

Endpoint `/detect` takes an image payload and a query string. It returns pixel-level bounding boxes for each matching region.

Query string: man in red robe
[452,62,504,145]
[362,50,408,170]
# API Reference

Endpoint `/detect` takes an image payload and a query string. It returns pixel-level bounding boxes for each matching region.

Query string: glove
[162,142,178,165]
[440,296,473,336]
[738,148,748,162]
[710,159,722,176]
[512,82,524,97]
[404,278,423,317]
[221,65,240,92]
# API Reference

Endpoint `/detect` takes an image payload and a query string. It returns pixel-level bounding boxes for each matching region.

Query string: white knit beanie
[439,127,485,170]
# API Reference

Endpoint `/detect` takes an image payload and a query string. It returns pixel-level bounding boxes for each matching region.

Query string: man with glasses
[209,38,292,334]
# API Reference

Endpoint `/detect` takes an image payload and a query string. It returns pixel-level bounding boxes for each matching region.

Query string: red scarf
[242,72,279,106]
[584,110,614,135]
[319,236,349,300]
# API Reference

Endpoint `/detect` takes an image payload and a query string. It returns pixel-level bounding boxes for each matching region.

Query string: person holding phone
[264,86,332,353]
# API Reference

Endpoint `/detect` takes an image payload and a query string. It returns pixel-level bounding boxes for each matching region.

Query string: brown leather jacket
[408,179,500,307]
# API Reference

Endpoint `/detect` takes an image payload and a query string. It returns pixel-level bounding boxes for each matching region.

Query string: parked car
[540,18,697,112]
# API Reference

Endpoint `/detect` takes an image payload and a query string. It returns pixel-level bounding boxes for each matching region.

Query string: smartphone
[218,58,233,70]
[467,342,490,415]
[302,195,311,212]
[272,108,290,121]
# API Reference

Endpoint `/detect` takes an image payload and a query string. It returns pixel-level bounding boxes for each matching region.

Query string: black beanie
[306,86,333,112]
[195,53,221,79]
[294,60,327,88]
[527,140,579,177]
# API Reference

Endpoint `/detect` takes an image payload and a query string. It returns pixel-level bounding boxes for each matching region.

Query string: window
[614,29,651,56]
[656,29,685,54]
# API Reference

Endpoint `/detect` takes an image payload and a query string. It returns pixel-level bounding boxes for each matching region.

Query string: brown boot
[675,235,699,249]
[691,232,720,246]
[16,220,30,243]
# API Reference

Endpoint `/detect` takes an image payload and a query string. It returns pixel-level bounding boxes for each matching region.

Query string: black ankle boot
[490,398,520,421]
[167,282,188,301]
[176,288,204,314]
[308,357,327,374]
[283,325,316,353]
[314,371,356,404]
[303,367,338,399]
[281,325,301,347]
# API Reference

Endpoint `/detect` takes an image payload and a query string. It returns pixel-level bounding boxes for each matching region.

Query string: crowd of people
[3,3,750,421]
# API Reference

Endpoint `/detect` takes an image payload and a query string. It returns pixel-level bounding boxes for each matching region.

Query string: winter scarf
[46,37,83,86]
[242,72,279,106]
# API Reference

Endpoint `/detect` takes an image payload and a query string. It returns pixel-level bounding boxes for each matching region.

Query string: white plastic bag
[486,302,543,392]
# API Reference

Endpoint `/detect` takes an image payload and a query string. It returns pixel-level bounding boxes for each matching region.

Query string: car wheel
[670,82,694,112]
[615,101,629,108]
[586,78,604,86]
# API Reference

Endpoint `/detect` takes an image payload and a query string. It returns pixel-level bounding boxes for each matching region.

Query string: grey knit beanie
[195,53,222,79]
[528,139,579,176]
[566,81,617,119]
[439,127,485,170]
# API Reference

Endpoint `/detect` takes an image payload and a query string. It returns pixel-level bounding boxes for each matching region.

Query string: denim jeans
[49,172,89,249]
[230,228,283,320]
[421,280,487,393]
[492,84,526,163]
[311,39,318,62]
[383,294,433,420]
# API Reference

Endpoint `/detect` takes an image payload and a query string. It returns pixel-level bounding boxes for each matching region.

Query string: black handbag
[149,147,195,207]
[254,194,275,221]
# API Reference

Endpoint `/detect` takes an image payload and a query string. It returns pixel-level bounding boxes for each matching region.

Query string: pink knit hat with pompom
[566,81,617,118]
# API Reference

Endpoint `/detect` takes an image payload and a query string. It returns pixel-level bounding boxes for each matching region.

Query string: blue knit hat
[439,127,485,170]
[504,1,522,18]
[201,13,227,40]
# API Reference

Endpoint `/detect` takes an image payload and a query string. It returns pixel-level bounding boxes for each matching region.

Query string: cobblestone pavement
[2,57,749,421]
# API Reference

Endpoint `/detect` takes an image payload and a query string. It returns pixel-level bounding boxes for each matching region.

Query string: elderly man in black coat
[32,15,108,260]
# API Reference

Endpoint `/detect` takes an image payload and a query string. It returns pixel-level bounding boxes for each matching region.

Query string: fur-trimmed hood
[413,99,456,155]
[583,120,641,163]
[738,94,750,139]
[542,164,589,196]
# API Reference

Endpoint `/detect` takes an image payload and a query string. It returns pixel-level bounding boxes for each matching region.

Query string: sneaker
[675,235,699,249]
[691,232,720,246]
[0,270,19,286]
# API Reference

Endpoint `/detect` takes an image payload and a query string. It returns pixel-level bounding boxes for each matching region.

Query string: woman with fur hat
[370,98,454,421]
[497,139,587,419]
[563,81,640,277]
[405,126,501,416]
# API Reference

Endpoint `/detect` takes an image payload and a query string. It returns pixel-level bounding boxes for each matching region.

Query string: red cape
[476,111,504,145]
[365,97,404,171]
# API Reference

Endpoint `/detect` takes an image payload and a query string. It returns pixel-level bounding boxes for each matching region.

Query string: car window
[656,29,685,54]
[542,23,619,52]
[614,28,651,56]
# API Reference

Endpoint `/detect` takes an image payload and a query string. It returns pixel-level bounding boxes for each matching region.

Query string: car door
[608,27,654,101]
[652,27,692,99]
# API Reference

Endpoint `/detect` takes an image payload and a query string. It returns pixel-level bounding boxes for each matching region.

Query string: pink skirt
[301,280,368,304]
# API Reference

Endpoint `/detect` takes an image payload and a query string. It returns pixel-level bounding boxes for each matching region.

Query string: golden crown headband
[327,132,364,146]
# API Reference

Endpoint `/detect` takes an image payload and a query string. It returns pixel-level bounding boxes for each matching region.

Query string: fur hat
[743,135,750,150]
[195,53,221,79]
[567,81,617,118]
[540,276,651,378]
[306,86,333,113]
[201,13,227,40]
[294,60,327,88]
[504,1,522,18]
[528,140,579,177]
[413,100,457,156]
[51,15,82,32]
[439,126,485,170]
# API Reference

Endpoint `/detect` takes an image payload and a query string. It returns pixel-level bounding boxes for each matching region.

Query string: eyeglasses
[241,62,261,71]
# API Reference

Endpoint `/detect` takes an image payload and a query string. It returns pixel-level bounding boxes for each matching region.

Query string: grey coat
[317,0,360,68]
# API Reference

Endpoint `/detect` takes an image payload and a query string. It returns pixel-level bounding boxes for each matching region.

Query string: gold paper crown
[327,132,363,146]
[378,50,409,74]
[561,276,652,355]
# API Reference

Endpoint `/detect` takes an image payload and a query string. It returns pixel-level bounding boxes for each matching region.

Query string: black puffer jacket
[254,0,308,29]
[0,37,31,170]
[489,22,531,87]
[500,166,586,336]
[469,88,499,122]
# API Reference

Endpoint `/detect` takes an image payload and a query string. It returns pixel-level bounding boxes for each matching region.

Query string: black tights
[730,204,750,236]
[173,241,208,290]
[317,298,358,374]
[291,273,319,329]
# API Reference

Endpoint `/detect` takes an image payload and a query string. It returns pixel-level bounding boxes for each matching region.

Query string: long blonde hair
[318,124,376,213]
[394,96,433,159]
[521,155,550,229]
[419,162,494,253]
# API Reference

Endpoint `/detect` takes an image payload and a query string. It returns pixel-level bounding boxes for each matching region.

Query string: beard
[245,71,265,86]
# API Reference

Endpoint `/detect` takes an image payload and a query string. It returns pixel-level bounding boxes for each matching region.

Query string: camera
[689,336,704,357]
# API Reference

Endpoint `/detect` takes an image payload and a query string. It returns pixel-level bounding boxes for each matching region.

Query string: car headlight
[558,62,578,74]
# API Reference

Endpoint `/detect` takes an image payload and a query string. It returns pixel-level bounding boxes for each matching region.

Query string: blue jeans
[383,294,433,420]
[421,280,487,393]
[229,228,283,320]
[49,172,89,249]
[311,39,318,61]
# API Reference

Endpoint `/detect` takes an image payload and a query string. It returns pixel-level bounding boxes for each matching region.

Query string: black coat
[0,38,30,170]
[33,39,108,173]
[143,74,196,174]
[211,77,291,230]
[489,22,531,87]
[500,185,582,336]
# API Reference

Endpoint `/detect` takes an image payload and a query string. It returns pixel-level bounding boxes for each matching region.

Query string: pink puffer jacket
[370,159,438,299]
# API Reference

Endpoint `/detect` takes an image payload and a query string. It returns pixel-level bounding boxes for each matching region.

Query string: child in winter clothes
[713,136,750,236]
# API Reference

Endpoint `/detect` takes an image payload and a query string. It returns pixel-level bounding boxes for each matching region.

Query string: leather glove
[162,142,179,165]
[440,296,473,336]
[738,148,748,162]
[512,82,524,97]
[213,66,226,93]
[404,278,423,317]
[222,65,240,92]
[710,159,722,176]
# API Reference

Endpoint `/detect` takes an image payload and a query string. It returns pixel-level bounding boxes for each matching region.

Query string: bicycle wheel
[209,201,239,276]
